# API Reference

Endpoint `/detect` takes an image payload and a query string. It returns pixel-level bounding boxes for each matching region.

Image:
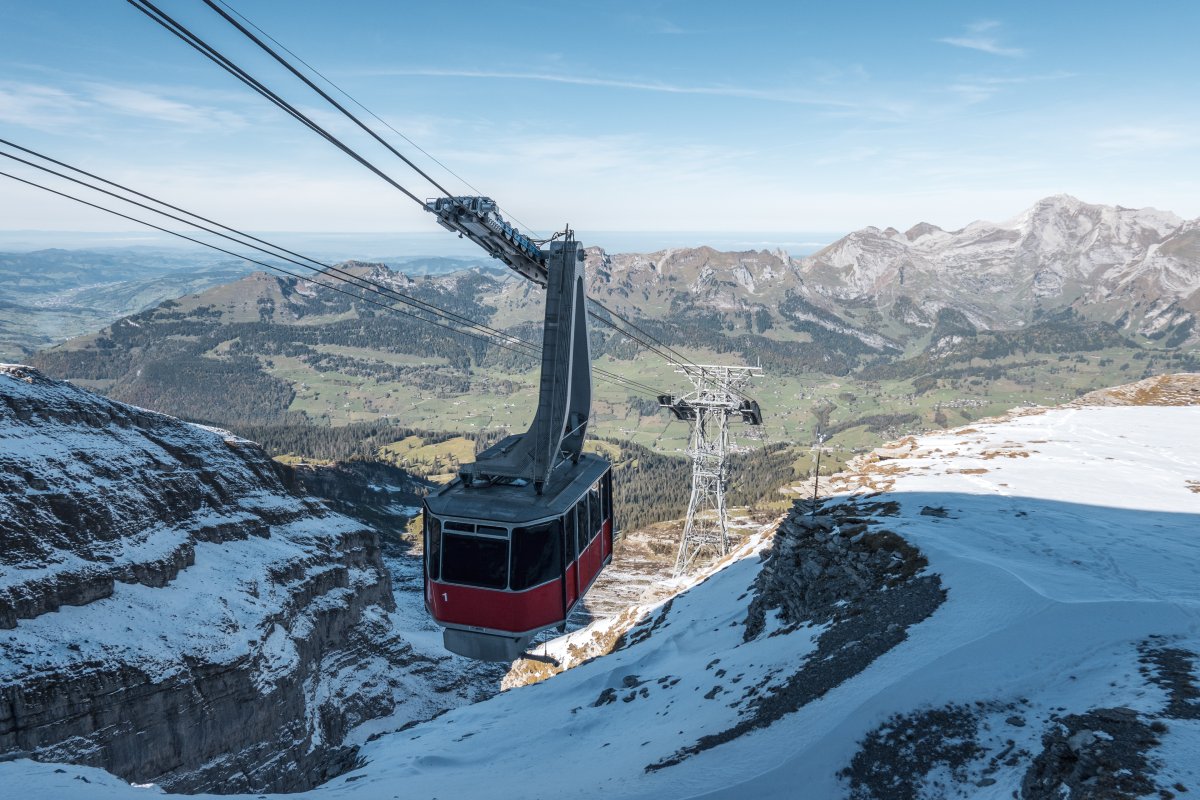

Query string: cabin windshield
[440,531,508,589]
[510,520,562,590]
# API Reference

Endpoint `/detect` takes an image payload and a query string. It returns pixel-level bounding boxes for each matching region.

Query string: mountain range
[580,194,1199,348]
[23,196,1198,459]
[0,249,497,362]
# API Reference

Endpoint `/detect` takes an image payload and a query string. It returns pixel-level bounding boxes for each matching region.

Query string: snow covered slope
[0,365,497,792]
[4,380,1200,798]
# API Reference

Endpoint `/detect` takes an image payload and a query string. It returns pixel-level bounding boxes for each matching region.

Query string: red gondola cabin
[423,452,614,661]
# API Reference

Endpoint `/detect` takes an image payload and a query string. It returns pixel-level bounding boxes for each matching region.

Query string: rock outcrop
[0,365,493,792]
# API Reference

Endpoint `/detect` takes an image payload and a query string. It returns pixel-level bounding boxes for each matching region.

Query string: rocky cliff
[800,194,1198,341]
[0,365,496,792]
[571,196,1199,342]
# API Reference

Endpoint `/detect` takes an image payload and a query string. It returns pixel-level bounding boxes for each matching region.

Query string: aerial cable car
[421,198,615,661]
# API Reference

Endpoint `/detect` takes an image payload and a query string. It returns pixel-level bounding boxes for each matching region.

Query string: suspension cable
[208,0,543,236]
[0,170,541,360]
[126,0,428,208]
[0,168,667,398]
[0,146,535,354]
[122,2,727,403]
[200,0,455,200]
[587,298,757,402]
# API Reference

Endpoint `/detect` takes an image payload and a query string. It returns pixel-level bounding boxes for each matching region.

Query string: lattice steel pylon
[659,365,763,576]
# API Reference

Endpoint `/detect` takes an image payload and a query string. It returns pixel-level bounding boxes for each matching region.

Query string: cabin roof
[424,452,609,525]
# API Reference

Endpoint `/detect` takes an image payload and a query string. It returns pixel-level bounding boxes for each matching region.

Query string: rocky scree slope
[0,365,489,793]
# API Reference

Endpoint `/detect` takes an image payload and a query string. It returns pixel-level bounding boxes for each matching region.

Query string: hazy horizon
[0,229,844,258]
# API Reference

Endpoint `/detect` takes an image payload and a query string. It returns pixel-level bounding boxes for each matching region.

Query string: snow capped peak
[904,221,944,242]
[795,195,1198,339]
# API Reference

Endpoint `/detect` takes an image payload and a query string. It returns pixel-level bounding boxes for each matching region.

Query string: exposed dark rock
[1139,639,1200,720]
[1021,707,1161,799]
[743,502,931,640]
[841,704,984,800]
[647,501,944,772]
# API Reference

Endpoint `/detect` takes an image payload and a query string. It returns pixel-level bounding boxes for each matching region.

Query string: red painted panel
[579,530,601,590]
[429,578,565,633]
[565,562,578,607]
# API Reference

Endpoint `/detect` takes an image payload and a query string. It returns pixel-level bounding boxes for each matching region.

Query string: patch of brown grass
[981,449,1032,460]
[1073,374,1200,407]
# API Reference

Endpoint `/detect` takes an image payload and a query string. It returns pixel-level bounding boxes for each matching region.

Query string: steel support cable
[126,1,729,403]
[0,146,535,354]
[0,170,544,362]
[0,171,667,397]
[208,0,544,237]
[587,298,756,402]
[585,310,683,367]
[584,309,751,400]
[126,0,428,208]
[200,0,455,200]
[123,5,676,398]
[588,298,695,366]
[592,368,666,397]
[0,139,533,352]
[125,1,334,147]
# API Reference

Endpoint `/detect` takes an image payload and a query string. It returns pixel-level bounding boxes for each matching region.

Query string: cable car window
[575,500,588,553]
[563,510,578,559]
[444,521,475,533]
[603,470,613,519]
[476,525,508,538]
[589,485,601,540]
[425,514,441,580]
[441,533,508,589]
[510,521,562,591]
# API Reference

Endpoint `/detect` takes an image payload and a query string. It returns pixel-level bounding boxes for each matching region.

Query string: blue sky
[2,0,1198,240]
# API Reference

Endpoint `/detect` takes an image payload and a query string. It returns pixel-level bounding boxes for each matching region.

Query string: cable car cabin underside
[423,450,614,661]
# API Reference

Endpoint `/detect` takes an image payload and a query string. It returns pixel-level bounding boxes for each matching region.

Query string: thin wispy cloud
[617,11,707,35]
[0,82,89,131]
[360,67,912,118]
[940,20,1025,58]
[86,85,247,129]
[0,80,249,132]
[1093,125,1192,152]
[373,67,827,102]
[946,71,1075,103]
